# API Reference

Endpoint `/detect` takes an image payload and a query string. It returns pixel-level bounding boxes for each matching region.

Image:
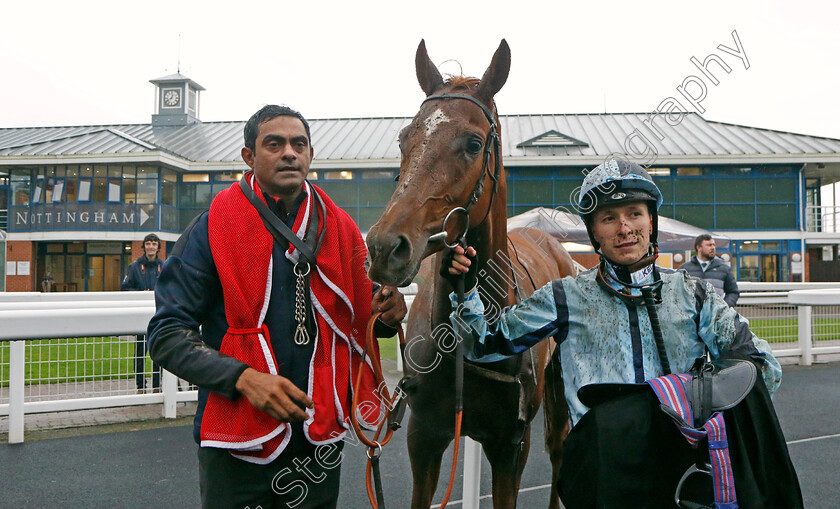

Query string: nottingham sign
[9,204,158,232]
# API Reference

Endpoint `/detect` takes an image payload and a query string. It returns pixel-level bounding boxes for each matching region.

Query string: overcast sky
[2,0,838,141]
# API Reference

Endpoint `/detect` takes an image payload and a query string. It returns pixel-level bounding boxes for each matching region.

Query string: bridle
[421,93,502,228]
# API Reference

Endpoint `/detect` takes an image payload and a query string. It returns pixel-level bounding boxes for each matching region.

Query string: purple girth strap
[647,373,738,509]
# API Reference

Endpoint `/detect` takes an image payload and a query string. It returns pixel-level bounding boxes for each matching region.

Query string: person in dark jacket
[147,105,407,509]
[681,233,740,306]
[122,233,163,391]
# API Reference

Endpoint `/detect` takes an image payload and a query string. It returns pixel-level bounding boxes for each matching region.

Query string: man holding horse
[444,158,802,508]
[148,105,406,508]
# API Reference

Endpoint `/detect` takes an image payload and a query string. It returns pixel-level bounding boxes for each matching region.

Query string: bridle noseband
[421,93,502,227]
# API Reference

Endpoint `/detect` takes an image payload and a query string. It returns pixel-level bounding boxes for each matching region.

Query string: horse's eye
[466,138,483,155]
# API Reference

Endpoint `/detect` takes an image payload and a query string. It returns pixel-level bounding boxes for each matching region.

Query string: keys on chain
[293,261,311,345]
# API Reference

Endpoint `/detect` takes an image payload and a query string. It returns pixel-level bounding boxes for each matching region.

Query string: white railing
[0,292,195,444]
[1,287,419,445]
[805,204,840,233]
[735,283,840,366]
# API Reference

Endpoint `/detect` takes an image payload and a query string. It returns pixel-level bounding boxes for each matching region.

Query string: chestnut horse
[366,40,575,508]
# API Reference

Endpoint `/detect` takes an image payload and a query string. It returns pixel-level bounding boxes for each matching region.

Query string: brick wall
[5,240,35,292]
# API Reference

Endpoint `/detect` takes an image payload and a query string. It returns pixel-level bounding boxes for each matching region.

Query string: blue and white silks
[450,267,782,427]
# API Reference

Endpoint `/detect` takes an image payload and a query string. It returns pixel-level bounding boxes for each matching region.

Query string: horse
[365,39,576,509]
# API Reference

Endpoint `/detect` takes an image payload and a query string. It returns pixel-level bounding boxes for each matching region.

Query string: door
[88,255,104,292]
[103,255,122,291]
[760,254,779,282]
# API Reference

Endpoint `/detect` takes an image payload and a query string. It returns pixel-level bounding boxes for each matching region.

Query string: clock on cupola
[150,72,205,127]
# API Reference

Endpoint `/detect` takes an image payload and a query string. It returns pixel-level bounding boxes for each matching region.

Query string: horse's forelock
[443,75,480,91]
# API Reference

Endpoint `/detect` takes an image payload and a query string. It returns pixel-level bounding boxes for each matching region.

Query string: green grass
[743,318,840,344]
[0,337,145,387]
[0,335,402,388]
[376,334,399,363]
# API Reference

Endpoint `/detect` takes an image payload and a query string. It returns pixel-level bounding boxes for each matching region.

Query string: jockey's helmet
[578,159,663,253]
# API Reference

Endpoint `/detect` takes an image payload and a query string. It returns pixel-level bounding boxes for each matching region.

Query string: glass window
[359,182,396,206]
[761,241,781,250]
[52,179,65,202]
[652,177,673,203]
[123,179,137,203]
[93,164,108,179]
[553,180,579,206]
[91,178,108,202]
[738,241,759,251]
[361,170,395,180]
[11,175,31,205]
[739,255,759,282]
[122,165,136,179]
[756,178,795,202]
[757,204,795,229]
[513,168,551,178]
[716,166,752,175]
[66,165,80,178]
[78,179,91,201]
[80,166,93,178]
[161,178,177,206]
[716,204,754,229]
[107,179,121,202]
[324,171,353,180]
[359,208,384,231]
[212,183,229,198]
[715,178,754,203]
[136,178,157,203]
[108,165,122,178]
[64,179,79,202]
[32,177,45,203]
[676,167,708,176]
[136,165,159,177]
[194,184,212,207]
[675,179,713,203]
[317,182,356,206]
[214,172,243,182]
[673,205,714,229]
[183,173,210,182]
[647,168,671,176]
[514,180,553,206]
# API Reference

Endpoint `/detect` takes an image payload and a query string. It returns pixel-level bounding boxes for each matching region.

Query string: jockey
[443,158,802,508]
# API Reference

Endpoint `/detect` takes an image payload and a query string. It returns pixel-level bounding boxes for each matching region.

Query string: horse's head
[366,39,511,286]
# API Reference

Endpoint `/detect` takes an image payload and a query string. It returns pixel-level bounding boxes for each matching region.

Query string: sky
[1,0,838,141]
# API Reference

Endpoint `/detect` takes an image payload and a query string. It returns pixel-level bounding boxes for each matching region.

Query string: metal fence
[806,204,840,233]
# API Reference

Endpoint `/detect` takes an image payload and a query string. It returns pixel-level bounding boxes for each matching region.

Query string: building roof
[2,113,839,170]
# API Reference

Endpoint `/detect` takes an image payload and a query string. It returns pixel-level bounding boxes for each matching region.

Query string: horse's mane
[444,75,479,91]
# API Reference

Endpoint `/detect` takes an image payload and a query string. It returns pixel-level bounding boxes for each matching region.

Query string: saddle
[577,355,758,509]
[577,357,756,423]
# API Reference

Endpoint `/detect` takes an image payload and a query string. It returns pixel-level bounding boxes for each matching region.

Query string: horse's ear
[416,39,444,96]
[476,39,511,102]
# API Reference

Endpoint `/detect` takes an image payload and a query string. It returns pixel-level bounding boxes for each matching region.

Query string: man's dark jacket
[121,254,162,291]
[681,255,739,306]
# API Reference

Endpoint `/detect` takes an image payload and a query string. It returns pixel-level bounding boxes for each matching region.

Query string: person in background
[122,233,163,392]
[681,233,740,306]
[41,269,54,292]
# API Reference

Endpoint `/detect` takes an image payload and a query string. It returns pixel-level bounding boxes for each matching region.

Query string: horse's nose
[385,234,413,269]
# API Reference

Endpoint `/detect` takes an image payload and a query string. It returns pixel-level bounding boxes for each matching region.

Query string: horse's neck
[470,208,516,310]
